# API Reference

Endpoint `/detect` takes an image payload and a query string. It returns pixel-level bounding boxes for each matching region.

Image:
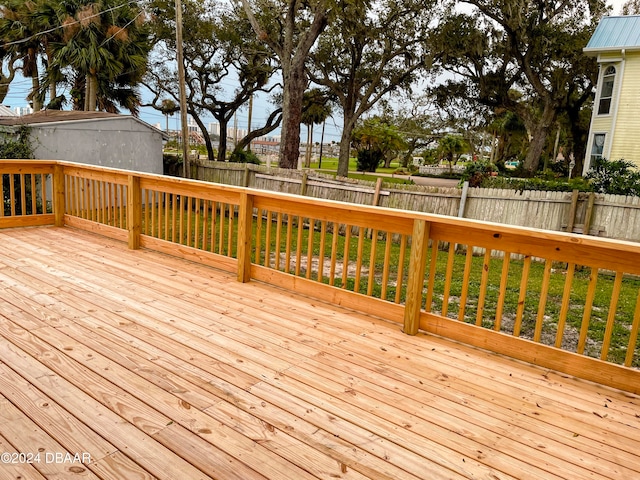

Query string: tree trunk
[85,73,98,111]
[30,68,42,111]
[337,113,358,177]
[217,118,229,162]
[189,113,215,161]
[521,103,556,173]
[0,58,17,105]
[279,67,306,169]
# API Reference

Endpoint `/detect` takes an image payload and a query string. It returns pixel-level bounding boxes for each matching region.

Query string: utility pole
[175,0,190,178]
[247,94,253,152]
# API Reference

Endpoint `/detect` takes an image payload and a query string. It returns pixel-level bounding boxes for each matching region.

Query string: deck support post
[127,175,142,250]
[403,219,430,335]
[237,192,254,283]
[53,164,65,227]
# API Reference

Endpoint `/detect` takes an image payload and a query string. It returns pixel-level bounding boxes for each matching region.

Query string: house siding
[609,51,640,166]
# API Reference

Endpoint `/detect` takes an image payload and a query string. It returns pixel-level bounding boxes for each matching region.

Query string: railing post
[237,192,254,283]
[53,164,65,227]
[127,174,141,250]
[403,219,431,335]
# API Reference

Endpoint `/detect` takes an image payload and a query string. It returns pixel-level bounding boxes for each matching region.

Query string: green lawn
[311,157,414,184]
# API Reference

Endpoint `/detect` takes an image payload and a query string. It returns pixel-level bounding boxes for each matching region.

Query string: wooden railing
[2,160,640,394]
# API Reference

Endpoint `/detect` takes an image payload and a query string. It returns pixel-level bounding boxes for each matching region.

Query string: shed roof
[0,110,166,138]
[0,110,121,126]
[0,105,17,117]
[584,15,640,54]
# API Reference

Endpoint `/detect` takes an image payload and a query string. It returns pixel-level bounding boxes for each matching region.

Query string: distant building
[0,110,166,174]
[14,106,33,116]
[583,15,640,173]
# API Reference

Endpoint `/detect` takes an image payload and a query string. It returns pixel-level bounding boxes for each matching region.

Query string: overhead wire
[1,0,140,48]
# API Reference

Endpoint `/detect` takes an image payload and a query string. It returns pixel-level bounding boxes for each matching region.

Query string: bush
[0,126,32,159]
[478,176,593,192]
[228,149,261,164]
[356,149,382,172]
[586,158,640,196]
[461,161,496,187]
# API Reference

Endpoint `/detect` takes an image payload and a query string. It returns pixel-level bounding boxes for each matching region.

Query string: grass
[309,157,414,185]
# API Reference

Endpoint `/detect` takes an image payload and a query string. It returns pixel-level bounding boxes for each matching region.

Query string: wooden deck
[0,227,639,480]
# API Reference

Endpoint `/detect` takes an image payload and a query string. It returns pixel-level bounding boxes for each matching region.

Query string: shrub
[356,149,382,172]
[461,161,496,187]
[478,176,593,192]
[229,149,261,164]
[586,158,640,196]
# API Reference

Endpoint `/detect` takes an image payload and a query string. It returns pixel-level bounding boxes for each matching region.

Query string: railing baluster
[458,246,473,322]
[366,229,378,296]
[194,197,200,249]
[475,249,492,326]
[295,216,303,277]
[30,174,37,214]
[513,256,532,337]
[341,226,351,289]
[328,223,339,286]
[9,174,15,216]
[209,201,217,253]
[275,213,283,271]
[601,272,623,360]
[306,218,315,280]
[217,203,224,255]
[555,263,576,348]
[354,227,365,292]
[186,196,193,247]
[380,233,392,300]
[625,289,640,367]
[285,215,293,274]
[227,203,234,256]
[395,235,407,304]
[533,260,553,342]
[577,267,599,354]
[201,199,208,249]
[0,174,4,217]
[441,243,456,317]
[170,194,176,242]
[494,252,512,331]
[318,221,327,282]
[264,210,272,267]
[19,174,26,215]
[424,240,439,313]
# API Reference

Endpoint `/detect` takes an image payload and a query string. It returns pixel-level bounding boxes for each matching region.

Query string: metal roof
[585,15,640,53]
[0,105,17,117]
[0,110,120,126]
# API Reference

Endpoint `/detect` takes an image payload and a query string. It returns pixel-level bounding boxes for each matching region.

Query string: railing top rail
[3,159,640,266]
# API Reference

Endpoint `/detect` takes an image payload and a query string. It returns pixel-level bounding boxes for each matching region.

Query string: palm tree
[0,0,49,110]
[52,0,151,113]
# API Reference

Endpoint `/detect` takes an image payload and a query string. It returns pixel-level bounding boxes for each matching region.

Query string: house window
[590,133,606,165]
[598,66,616,115]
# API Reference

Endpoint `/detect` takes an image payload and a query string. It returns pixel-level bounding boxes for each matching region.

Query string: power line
[1,0,140,48]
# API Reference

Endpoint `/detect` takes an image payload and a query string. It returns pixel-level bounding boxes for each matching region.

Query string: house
[0,110,165,174]
[583,15,640,174]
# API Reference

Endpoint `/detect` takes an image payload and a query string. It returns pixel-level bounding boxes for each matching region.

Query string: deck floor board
[0,226,639,479]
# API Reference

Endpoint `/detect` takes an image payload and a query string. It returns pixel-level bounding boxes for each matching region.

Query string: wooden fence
[2,159,640,396]
[193,162,640,243]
